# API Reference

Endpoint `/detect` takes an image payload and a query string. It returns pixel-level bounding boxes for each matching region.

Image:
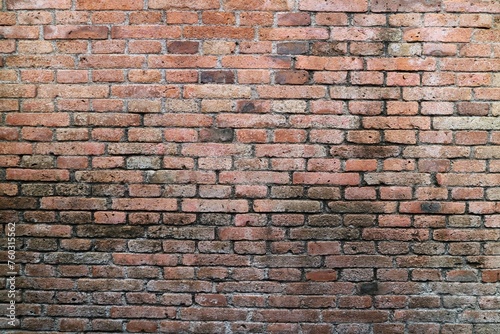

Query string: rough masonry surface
[0,0,500,333]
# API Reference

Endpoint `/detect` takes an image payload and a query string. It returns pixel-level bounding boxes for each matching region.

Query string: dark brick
[201,71,235,84]
[277,42,309,55]
[311,42,347,56]
[199,128,234,142]
[167,41,199,54]
[275,70,309,85]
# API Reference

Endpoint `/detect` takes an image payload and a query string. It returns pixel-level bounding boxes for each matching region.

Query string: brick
[184,84,251,99]
[79,55,145,68]
[260,27,328,40]
[403,27,472,42]
[111,26,181,39]
[440,59,500,72]
[301,0,368,11]
[91,11,126,24]
[7,0,69,9]
[331,27,401,41]
[434,117,500,130]
[77,0,143,10]
[145,114,212,128]
[182,199,248,213]
[292,172,359,185]
[367,57,436,71]
[297,56,363,70]
[5,55,74,68]
[128,41,162,54]
[55,70,87,84]
[277,42,309,55]
[167,41,199,54]
[184,26,254,39]
[149,0,218,9]
[202,11,235,25]
[41,197,106,211]
[112,85,179,98]
[220,171,289,184]
[44,26,108,39]
[222,55,291,69]
[224,0,291,10]
[253,200,321,213]
[200,71,235,84]
[274,129,307,143]
[372,0,441,12]
[277,13,311,26]
[93,70,124,82]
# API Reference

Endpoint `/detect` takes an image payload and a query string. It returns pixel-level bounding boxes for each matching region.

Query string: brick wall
[1,0,500,333]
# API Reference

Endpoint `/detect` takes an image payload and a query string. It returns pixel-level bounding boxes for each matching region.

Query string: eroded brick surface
[1,0,499,332]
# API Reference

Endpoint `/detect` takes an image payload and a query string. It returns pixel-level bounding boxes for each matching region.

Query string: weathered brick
[44,26,108,39]
[301,0,368,12]
[77,0,143,10]
[111,26,181,39]
[224,0,290,10]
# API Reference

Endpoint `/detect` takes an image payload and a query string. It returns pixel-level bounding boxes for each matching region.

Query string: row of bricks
[2,85,500,102]
[3,41,500,58]
[1,25,495,43]
[2,70,499,88]
[2,98,500,116]
[9,318,500,334]
[3,196,500,214]
[0,11,495,28]
[4,0,500,13]
[1,210,495,227]
[4,183,500,201]
[4,56,500,71]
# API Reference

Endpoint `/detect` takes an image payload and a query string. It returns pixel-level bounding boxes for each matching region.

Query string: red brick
[44,26,108,39]
[0,127,19,140]
[112,85,179,98]
[222,55,291,69]
[260,27,328,40]
[224,0,291,10]
[111,26,181,39]
[150,0,218,9]
[57,70,88,84]
[6,167,69,182]
[182,199,248,213]
[7,0,69,9]
[277,13,311,26]
[41,197,106,210]
[202,11,236,25]
[275,70,309,85]
[316,13,348,25]
[404,27,472,42]
[93,70,124,82]
[79,55,145,69]
[91,11,126,24]
[57,156,88,169]
[301,0,368,12]
[373,0,441,12]
[110,198,177,211]
[0,142,30,155]
[128,11,162,24]
[91,40,126,54]
[367,57,436,71]
[219,227,285,241]
[126,320,158,333]
[184,26,253,39]
[345,159,378,171]
[297,56,363,70]
[77,0,143,10]
[75,171,143,183]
